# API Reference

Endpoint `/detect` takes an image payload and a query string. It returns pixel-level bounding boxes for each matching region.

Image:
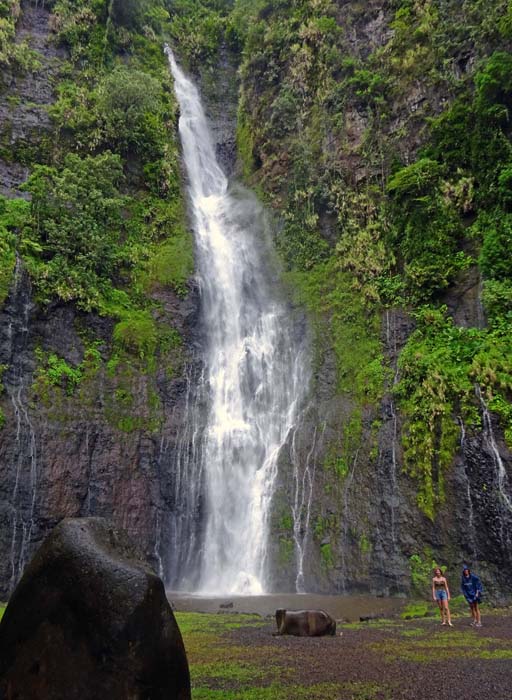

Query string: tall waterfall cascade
[165,49,310,595]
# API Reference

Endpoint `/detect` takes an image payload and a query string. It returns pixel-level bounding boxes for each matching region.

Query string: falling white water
[476,386,512,516]
[4,257,39,591]
[290,421,321,593]
[457,416,477,559]
[384,310,400,551]
[166,48,309,595]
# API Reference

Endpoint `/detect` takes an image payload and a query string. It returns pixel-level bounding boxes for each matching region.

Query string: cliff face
[1,0,512,601]
[0,1,200,598]
[234,0,512,598]
[0,261,200,598]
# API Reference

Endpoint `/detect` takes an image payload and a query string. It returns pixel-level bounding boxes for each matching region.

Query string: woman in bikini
[432,567,453,626]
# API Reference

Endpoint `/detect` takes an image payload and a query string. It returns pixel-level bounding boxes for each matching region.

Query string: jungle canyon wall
[0,0,200,598]
[1,0,512,601]
[227,0,512,598]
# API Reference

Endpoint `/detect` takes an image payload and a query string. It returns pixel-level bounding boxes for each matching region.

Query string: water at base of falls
[165,49,309,595]
[170,592,405,623]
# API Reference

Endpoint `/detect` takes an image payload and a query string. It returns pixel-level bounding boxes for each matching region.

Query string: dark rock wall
[0,2,201,599]
[0,2,61,198]
[268,303,512,599]
[1,2,511,602]
[0,258,201,598]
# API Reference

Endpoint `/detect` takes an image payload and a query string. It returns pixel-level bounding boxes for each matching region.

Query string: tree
[24,152,126,308]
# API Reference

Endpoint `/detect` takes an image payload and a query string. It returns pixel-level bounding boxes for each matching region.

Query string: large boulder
[0,518,191,700]
[273,608,336,637]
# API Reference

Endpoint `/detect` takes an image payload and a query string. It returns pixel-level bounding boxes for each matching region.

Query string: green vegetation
[165,0,231,70]
[176,612,394,699]
[24,153,126,309]
[285,261,385,404]
[401,602,431,620]
[0,196,28,304]
[3,0,512,590]
[192,684,389,700]
[278,537,294,566]
[373,628,512,663]
[0,0,39,70]
[396,305,512,516]
[320,542,334,570]
[227,0,512,523]
[33,345,101,400]
[409,551,439,596]
[176,609,512,698]
[0,0,196,433]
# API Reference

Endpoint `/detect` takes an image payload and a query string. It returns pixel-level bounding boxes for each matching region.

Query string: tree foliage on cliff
[0,0,193,432]
[227,0,512,518]
[19,0,192,310]
[0,0,39,69]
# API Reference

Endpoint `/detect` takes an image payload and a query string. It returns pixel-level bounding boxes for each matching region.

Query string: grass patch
[373,628,512,663]
[401,602,431,619]
[176,613,271,666]
[191,661,271,687]
[401,628,426,638]
[175,612,266,636]
[192,682,390,700]
[141,228,194,297]
[342,618,400,631]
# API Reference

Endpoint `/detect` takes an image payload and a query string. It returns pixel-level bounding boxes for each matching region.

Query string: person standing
[461,565,483,627]
[432,567,453,626]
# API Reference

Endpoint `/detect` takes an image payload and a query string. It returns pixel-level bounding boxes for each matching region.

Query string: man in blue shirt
[461,565,483,627]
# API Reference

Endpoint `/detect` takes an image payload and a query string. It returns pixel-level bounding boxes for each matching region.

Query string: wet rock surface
[0,1,62,197]
[0,3,200,598]
[0,518,191,700]
[0,270,200,598]
[1,0,512,604]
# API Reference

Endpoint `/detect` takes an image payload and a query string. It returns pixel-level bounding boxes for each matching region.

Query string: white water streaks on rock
[476,386,512,519]
[3,258,39,591]
[290,420,322,594]
[457,415,478,560]
[166,48,309,595]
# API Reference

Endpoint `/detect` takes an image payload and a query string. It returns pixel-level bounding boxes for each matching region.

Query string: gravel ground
[220,612,512,700]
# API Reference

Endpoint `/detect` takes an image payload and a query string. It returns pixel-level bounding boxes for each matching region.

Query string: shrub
[113,310,158,360]
[478,213,512,281]
[97,66,165,158]
[23,152,126,308]
[409,551,439,596]
[0,196,30,305]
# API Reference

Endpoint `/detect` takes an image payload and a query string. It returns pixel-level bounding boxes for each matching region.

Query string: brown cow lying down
[274,608,336,636]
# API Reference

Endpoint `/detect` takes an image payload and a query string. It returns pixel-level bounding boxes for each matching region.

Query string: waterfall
[290,420,321,594]
[457,415,477,559]
[384,310,400,552]
[165,48,309,595]
[3,256,39,592]
[476,386,512,517]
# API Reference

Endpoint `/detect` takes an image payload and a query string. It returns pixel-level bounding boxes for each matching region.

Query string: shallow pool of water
[168,592,406,622]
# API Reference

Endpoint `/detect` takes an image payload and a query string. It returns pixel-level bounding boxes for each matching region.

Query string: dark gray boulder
[0,517,191,700]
